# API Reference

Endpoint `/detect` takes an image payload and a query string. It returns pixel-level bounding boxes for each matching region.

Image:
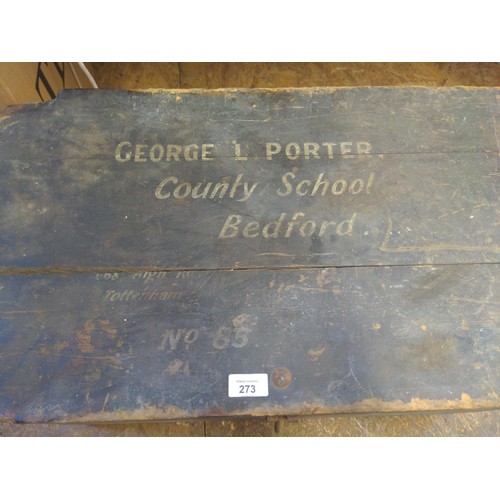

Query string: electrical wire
[77,62,98,88]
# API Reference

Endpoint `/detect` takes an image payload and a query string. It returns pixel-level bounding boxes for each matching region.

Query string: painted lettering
[114,142,216,162]
[155,175,260,202]
[218,211,357,239]
[277,171,375,198]
[115,141,132,162]
[265,141,372,159]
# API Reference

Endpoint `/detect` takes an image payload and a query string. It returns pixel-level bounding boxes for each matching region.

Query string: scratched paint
[0,265,498,422]
[0,88,499,270]
[0,88,499,423]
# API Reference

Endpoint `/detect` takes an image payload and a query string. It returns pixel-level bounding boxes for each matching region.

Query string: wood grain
[0,86,498,429]
[90,63,500,89]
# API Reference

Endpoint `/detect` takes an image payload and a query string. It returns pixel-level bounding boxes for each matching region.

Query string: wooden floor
[1,62,499,437]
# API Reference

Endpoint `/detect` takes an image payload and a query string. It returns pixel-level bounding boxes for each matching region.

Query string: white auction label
[228,374,269,397]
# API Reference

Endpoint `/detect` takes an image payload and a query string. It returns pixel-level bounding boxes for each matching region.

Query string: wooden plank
[2,409,499,436]
[0,88,498,270]
[0,420,206,437]
[203,411,500,437]
[0,87,499,423]
[0,265,498,422]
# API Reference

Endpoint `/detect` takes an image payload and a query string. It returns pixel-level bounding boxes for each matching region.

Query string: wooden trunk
[0,87,498,423]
